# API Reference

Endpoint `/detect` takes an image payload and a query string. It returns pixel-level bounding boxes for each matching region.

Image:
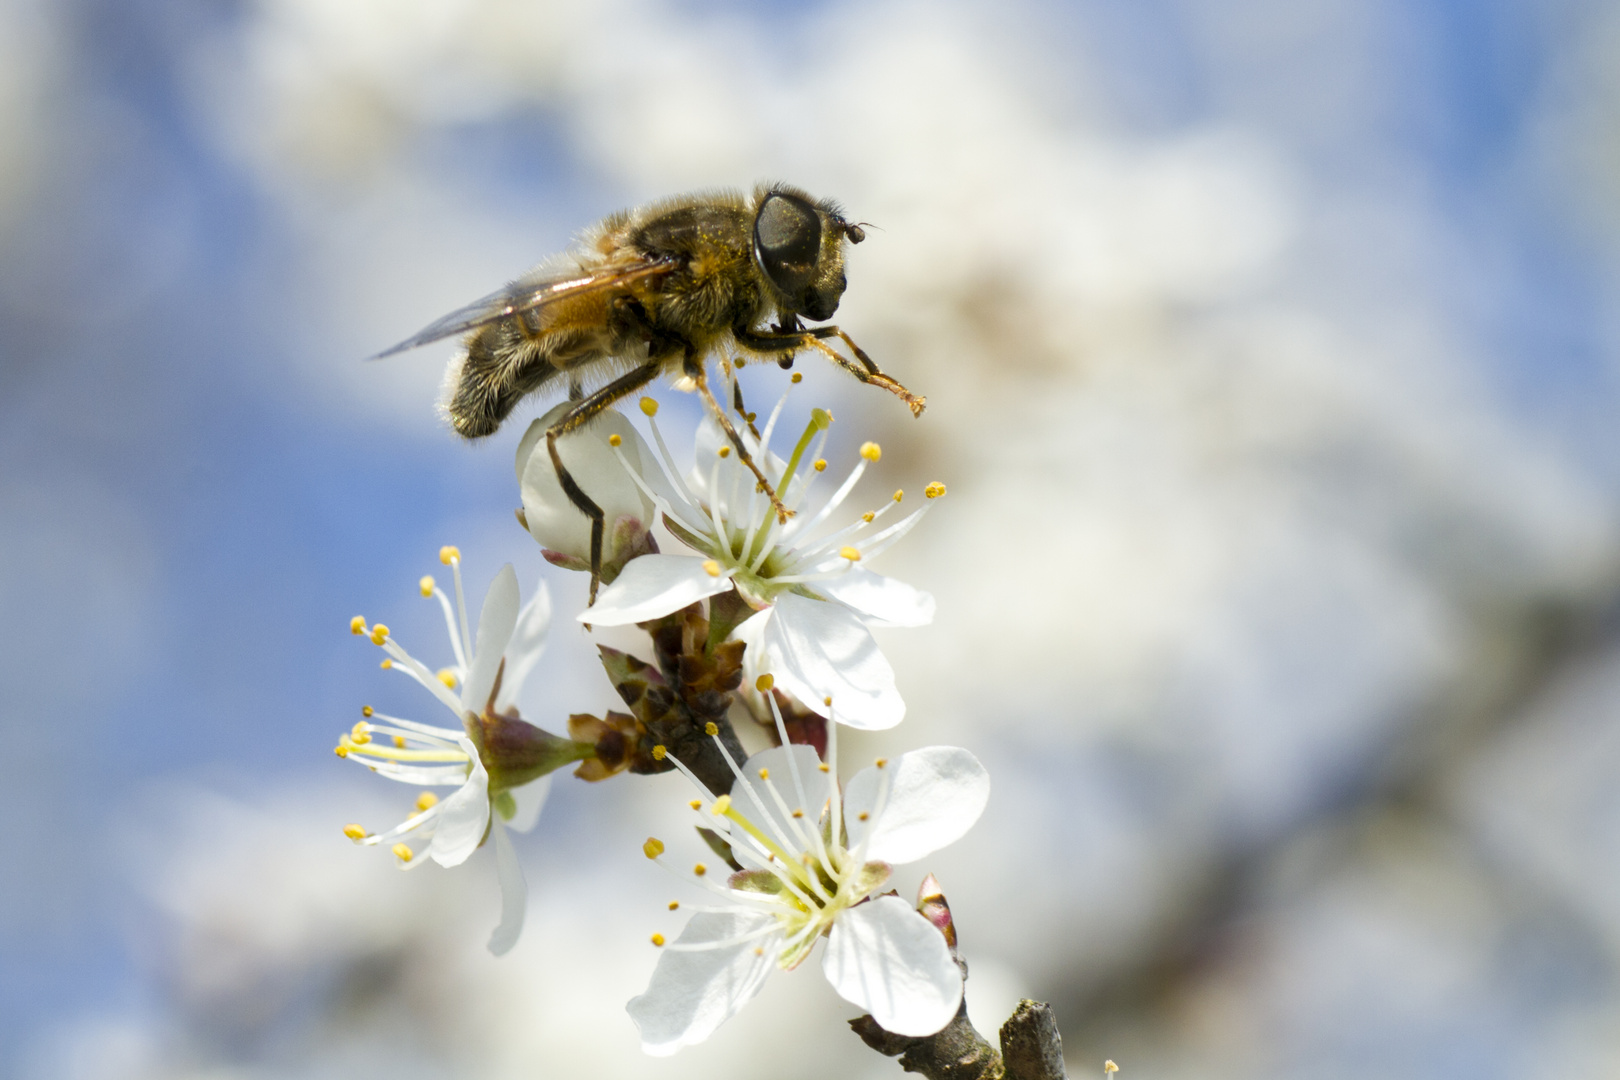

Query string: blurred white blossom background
[6,1,1620,1078]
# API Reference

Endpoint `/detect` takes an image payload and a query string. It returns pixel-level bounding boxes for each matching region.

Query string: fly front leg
[687,351,792,524]
[733,324,926,417]
[547,359,663,605]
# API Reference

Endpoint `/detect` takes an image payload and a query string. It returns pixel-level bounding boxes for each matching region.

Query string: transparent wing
[369,256,680,359]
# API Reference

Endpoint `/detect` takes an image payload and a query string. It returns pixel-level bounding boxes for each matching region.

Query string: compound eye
[754,192,823,299]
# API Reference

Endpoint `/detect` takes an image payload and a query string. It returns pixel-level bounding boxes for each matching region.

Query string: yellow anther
[415,791,439,812]
[334,745,349,758]
[718,446,731,458]
[823,695,832,706]
[875,758,888,768]
[369,624,390,645]
[858,812,869,821]
[755,946,765,956]
[640,396,659,417]
[643,837,665,859]
[860,441,882,461]
[419,575,435,597]
[791,372,803,384]
[349,722,371,744]
[758,767,770,780]
[711,795,732,816]
[608,433,622,447]
[668,900,680,910]
[362,705,374,717]
[811,408,833,430]
[436,668,458,689]
[893,489,904,502]
[342,823,367,840]
[792,809,804,818]
[393,735,406,749]
[704,722,719,736]
[925,482,947,499]
[651,933,666,947]
[813,458,828,472]
[818,762,830,773]
[840,546,862,562]
[652,745,667,760]
[702,560,721,577]
[380,659,393,669]
[755,673,775,692]
[350,615,367,635]
[862,511,875,523]
[392,843,414,862]
[439,545,460,565]
[688,799,702,810]
[746,412,757,423]
[1104,1064,1118,1076]
[694,863,707,876]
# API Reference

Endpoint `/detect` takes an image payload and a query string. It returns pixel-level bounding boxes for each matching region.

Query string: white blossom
[583,387,944,730]
[336,548,558,955]
[516,403,657,578]
[627,708,989,1054]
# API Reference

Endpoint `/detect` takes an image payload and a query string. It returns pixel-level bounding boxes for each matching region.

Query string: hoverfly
[374,183,924,601]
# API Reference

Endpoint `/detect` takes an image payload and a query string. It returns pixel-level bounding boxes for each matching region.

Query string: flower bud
[516,404,658,582]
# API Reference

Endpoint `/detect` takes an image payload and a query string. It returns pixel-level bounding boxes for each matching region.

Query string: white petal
[503,774,552,834]
[823,895,962,1037]
[518,405,657,563]
[494,578,552,715]
[816,568,936,628]
[843,747,990,865]
[627,910,781,1056]
[580,554,735,625]
[487,822,527,956]
[763,593,904,730]
[733,744,833,850]
[428,738,489,868]
[462,564,520,714]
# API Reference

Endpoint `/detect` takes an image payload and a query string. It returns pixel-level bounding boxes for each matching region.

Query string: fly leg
[546,359,663,605]
[733,324,926,417]
[687,350,791,524]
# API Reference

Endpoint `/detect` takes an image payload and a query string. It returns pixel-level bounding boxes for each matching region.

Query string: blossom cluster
[328,376,988,1055]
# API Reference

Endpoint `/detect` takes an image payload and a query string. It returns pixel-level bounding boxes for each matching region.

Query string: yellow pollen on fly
[704,722,718,736]
[640,396,659,417]
[369,624,390,645]
[609,433,622,447]
[436,668,458,689]
[651,933,666,947]
[415,791,439,812]
[343,823,367,840]
[860,441,882,462]
[926,482,947,499]
[702,560,721,577]
[350,615,367,635]
[419,575,435,597]
[643,837,665,859]
[718,446,731,458]
[392,843,414,862]
[813,458,828,472]
[439,545,460,565]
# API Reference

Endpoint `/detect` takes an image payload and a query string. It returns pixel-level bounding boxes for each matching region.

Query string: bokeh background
[7,1,1620,1077]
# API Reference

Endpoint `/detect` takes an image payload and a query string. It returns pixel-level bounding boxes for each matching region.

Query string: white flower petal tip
[844,747,990,865]
[462,564,521,714]
[824,895,962,1037]
[764,593,904,730]
[627,911,780,1056]
[579,554,736,625]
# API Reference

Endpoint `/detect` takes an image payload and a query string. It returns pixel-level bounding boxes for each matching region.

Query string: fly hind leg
[687,351,791,524]
[546,359,663,605]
